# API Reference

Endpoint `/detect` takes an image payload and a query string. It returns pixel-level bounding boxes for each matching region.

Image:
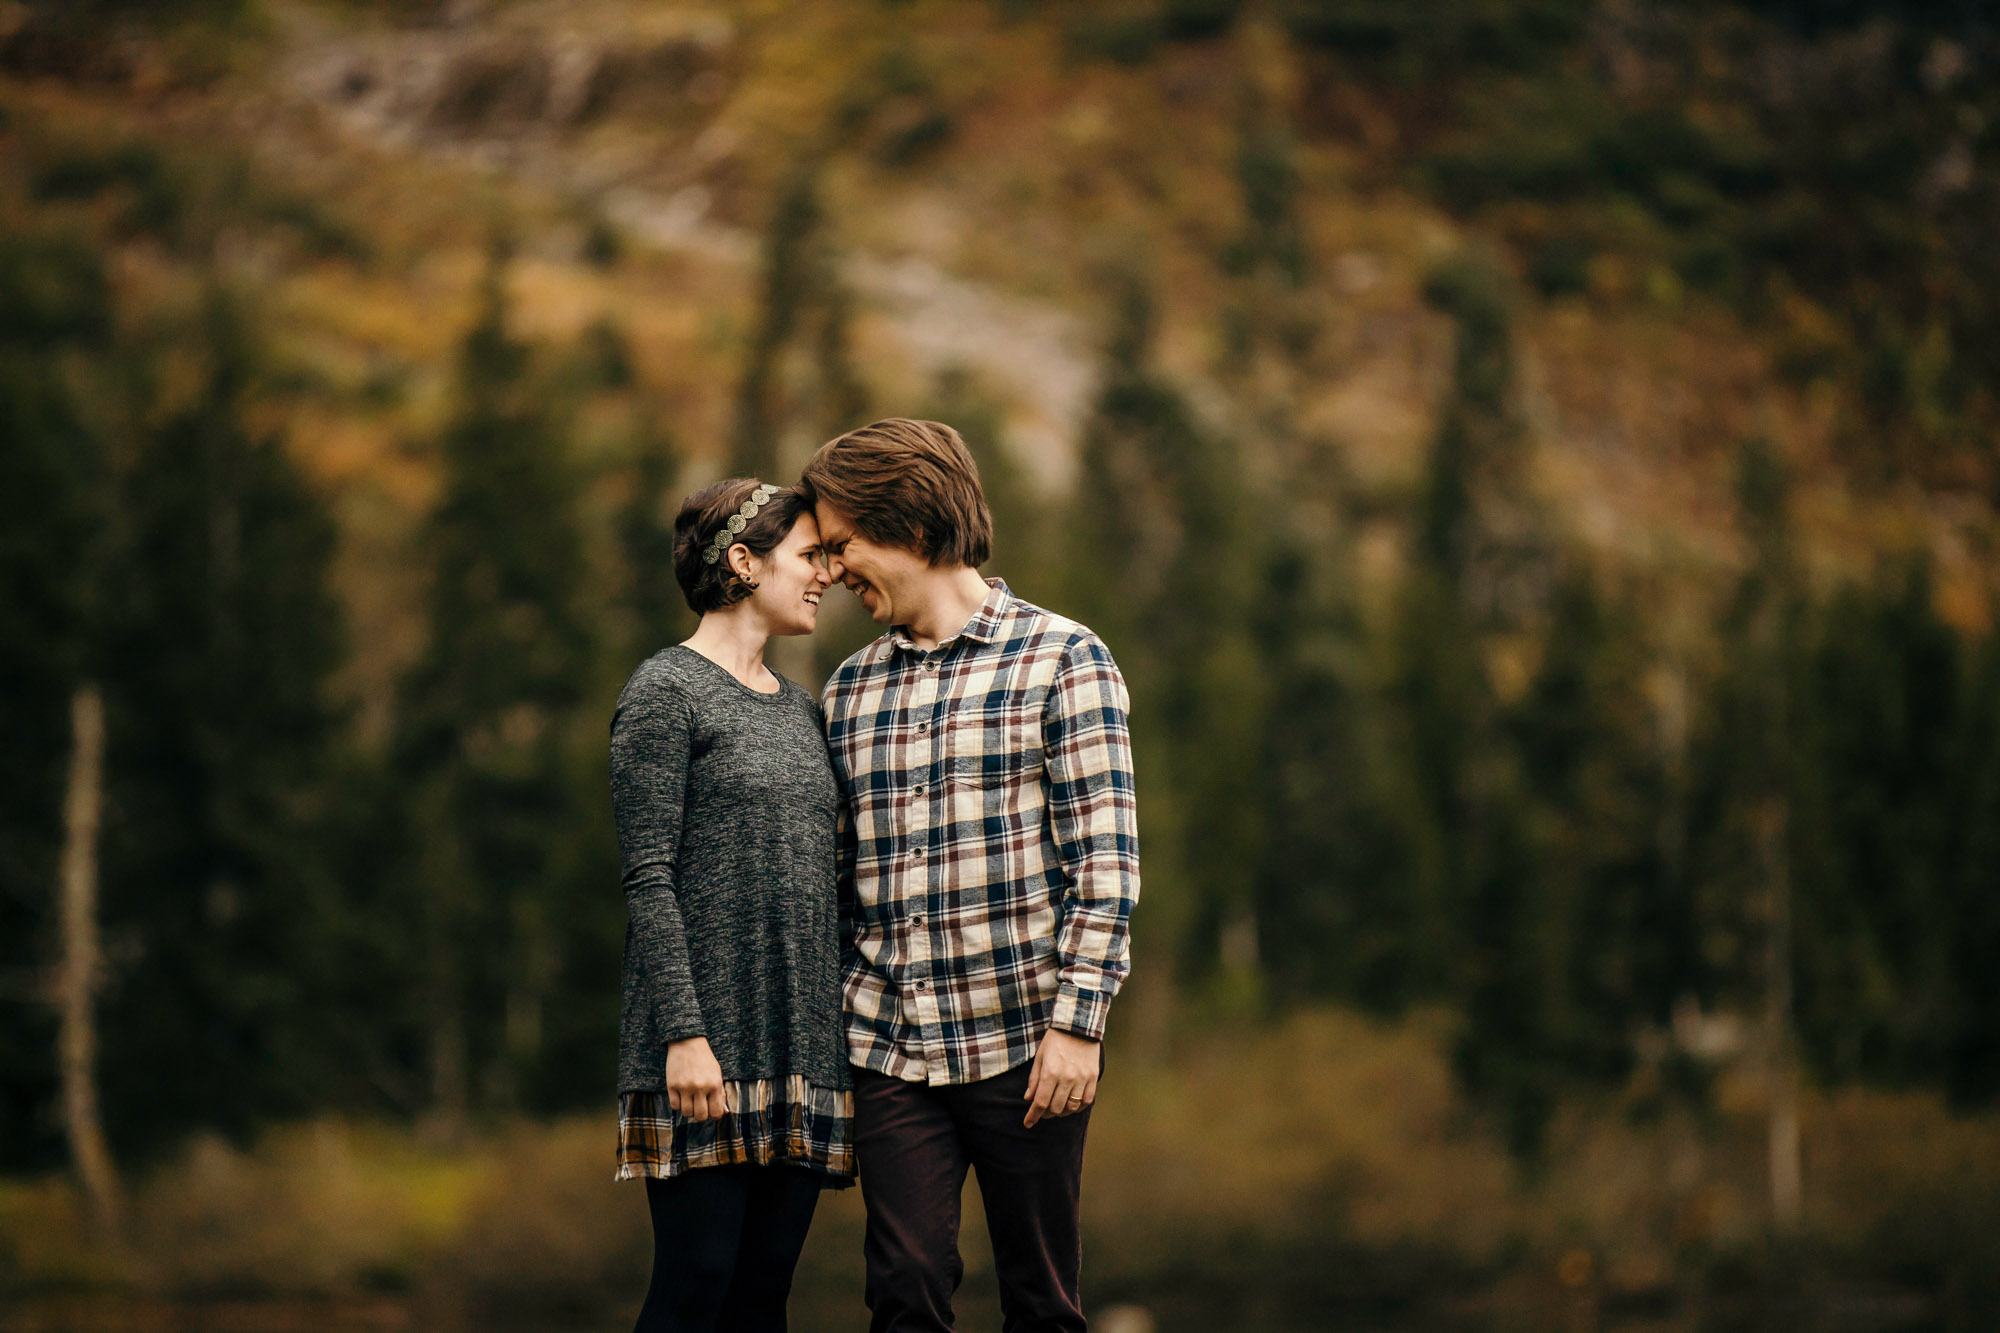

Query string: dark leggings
[635,1164,824,1333]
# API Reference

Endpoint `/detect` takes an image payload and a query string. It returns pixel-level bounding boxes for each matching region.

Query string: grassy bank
[5,1008,1998,1331]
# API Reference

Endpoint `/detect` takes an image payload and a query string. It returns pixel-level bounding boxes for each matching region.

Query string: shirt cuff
[1048,982,1110,1041]
[659,1012,706,1045]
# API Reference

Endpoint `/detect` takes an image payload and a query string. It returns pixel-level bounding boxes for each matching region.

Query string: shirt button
[915,980,928,992]
[923,661,937,672]
[912,913,925,927]
[912,784,924,797]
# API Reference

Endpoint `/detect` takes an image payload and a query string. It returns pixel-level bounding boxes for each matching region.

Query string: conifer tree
[1389,254,1520,1011]
[1395,251,1569,1157]
[1249,538,1390,1003]
[1692,439,1811,1225]
[733,162,868,481]
[1947,631,2000,1106]
[1071,271,1264,1011]
[922,366,1042,597]
[1507,574,1667,1087]
[94,289,349,1155]
[396,240,594,1124]
[617,428,691,662]
[0,228,113,1172]
[1796,560,1961,1085]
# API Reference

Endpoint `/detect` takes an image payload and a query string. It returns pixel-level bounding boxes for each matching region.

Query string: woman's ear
[727,543,758,584]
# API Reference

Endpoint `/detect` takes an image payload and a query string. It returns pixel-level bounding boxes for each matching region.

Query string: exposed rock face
[275,7,1097,483]
[292,19,736,147]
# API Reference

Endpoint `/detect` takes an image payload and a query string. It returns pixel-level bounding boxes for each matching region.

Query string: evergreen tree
[1508,574,1670,1087]
[1389,252,1524,1011]
[93,289,349,1157]
[1248,536,1394,1004]
[921,366,1044,596]
[395,241,595,1123]
[1795,559,1962,1085]
[0,227,113,1171]
[1070,271,1264,1012]
[617,427,691,662]
[1392,250,1574,1158]
[1689,439,1812,1224]
[733,161,869,481]
[1947,630,2000,1106]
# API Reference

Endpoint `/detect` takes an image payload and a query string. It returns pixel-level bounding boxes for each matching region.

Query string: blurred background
[3,0,1998,1329]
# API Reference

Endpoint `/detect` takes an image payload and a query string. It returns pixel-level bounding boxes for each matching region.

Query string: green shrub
[876,108,956,166]
[0,231,111,345]
[1427,108,1777,218]
[1427,127,1595,210]
[1285,0,1590,75]
[1160,0,1241,41]
[1529,236,1594,296]
[258,193,373,262]
[1064,10,1163,66]
[30,141,184,236]
[583,216,623,269]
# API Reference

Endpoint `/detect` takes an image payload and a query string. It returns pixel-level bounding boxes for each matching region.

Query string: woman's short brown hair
[673,478,808,615]
[798,418,992,568]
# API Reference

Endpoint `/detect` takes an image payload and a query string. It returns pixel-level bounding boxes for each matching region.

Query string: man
[801,418,1139,1333]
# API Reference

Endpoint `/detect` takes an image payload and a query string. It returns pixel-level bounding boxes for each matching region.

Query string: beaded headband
[702,483,780,565]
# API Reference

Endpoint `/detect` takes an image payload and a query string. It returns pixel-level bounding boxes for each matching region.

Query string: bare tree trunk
[1759,797,1802,1232]
[57,683,121,1235]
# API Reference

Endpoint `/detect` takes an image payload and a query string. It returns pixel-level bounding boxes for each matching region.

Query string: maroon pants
[853,1060,1093,1333]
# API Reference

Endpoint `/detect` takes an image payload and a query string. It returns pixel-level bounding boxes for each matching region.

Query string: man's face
[813,501,932,626]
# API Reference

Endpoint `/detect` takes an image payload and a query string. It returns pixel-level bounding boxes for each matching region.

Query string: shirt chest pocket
[945,709,1045,790]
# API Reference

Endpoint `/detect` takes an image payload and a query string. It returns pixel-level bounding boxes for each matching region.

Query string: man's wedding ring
[1066,1096,1083,1106]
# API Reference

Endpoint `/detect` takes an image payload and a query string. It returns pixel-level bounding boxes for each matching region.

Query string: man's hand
[1023,1028,1100,1126]
[665,1037,728,1122]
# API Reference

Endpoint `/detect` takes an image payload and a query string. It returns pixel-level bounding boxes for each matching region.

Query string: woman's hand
[665,1037,728,1122]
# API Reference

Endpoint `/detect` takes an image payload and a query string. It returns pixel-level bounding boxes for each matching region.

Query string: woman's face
[748,513,833,636]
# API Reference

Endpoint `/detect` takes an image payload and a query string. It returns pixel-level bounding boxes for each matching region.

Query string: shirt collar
[889,578,1013,655]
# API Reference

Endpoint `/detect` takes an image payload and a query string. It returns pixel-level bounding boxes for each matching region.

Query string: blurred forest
[3,0,1999,1328]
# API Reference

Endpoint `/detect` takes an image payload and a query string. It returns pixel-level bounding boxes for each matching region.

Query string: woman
[609,478,850,1333]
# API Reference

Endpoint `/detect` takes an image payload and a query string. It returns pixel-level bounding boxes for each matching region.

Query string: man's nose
[825,553,846,581]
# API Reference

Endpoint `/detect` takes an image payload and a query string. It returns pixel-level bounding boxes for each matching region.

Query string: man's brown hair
[798,418,992,568]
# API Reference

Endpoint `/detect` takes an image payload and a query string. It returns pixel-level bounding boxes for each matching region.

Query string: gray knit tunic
[610,647,850,1098]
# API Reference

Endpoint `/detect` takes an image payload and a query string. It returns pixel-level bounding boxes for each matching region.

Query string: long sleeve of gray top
[609,684,707,1044]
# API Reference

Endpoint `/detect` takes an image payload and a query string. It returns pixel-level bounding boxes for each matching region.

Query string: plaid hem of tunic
[615,1076,855,1187]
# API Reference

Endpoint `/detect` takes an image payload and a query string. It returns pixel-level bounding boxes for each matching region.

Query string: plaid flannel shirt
[822,579,1139,1086]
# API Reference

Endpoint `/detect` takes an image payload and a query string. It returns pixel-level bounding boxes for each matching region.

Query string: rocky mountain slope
[4,0,1992,715]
